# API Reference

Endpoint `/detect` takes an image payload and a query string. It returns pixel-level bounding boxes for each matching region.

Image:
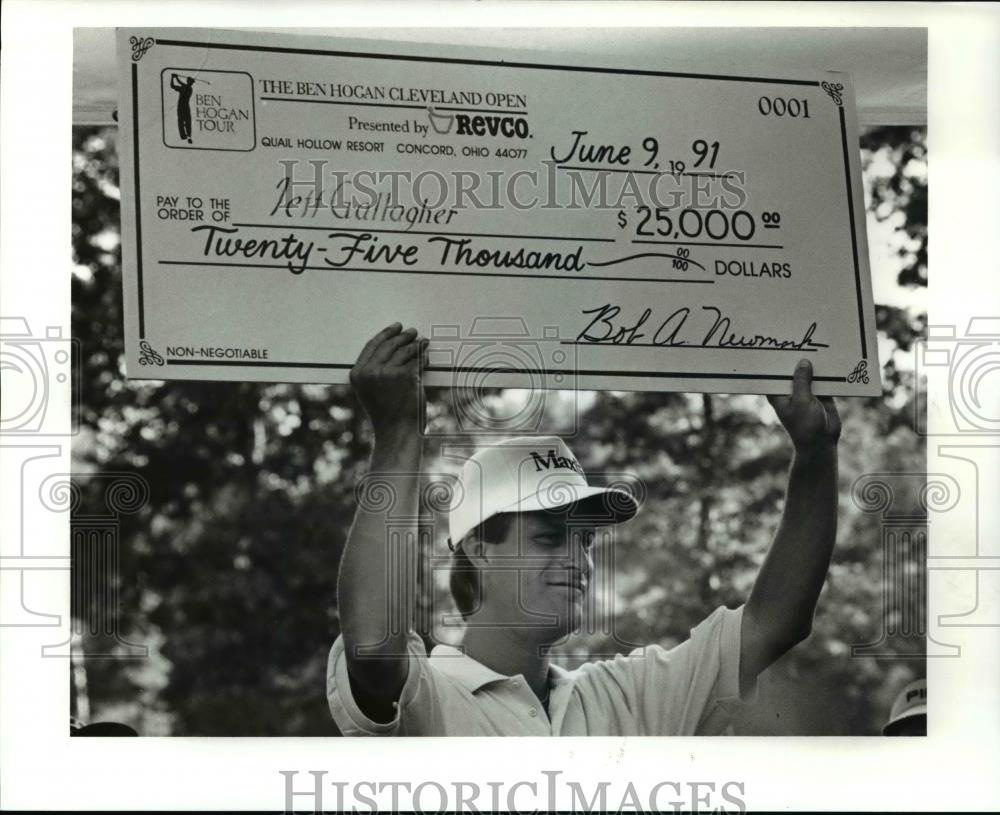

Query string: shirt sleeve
[602,604,758,735]
[326,631,440,736]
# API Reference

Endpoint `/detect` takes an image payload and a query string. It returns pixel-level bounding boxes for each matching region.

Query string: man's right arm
[336,322,426,723]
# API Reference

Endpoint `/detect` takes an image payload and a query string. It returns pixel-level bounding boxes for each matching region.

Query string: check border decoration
[127,35,873,386]
[847,359,870,384]
[137,341,164,366]
[821,81,845,107]
[129,36,154,63]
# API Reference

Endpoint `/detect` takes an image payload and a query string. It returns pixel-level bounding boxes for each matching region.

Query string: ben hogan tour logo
[161,69,256,151]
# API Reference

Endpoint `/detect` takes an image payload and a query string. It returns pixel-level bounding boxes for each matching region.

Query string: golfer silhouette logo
[169,73,204,144]
[161,68,256,151]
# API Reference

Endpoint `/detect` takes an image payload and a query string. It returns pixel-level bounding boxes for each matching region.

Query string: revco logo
[455,114,530,139]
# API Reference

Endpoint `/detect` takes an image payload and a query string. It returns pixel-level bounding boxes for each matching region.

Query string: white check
[117,27,881,396]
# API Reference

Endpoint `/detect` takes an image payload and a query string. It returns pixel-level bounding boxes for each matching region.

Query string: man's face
[480,510,596,639]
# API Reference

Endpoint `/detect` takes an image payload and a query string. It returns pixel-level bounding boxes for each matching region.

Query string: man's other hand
[349,322,428,441]
[767,358,841,451]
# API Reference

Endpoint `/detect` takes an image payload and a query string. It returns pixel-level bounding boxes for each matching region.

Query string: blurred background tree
[71,125,927,735]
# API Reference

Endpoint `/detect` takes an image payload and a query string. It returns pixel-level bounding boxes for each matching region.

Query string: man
[328,322,841,735]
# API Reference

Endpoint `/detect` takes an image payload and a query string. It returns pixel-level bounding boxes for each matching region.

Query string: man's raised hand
[767,358,841,451]
[349,322,428,441]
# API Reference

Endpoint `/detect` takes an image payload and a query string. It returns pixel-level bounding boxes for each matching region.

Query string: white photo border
[1,0,998,811]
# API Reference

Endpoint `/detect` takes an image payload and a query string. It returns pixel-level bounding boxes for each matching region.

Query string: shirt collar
[429,644,574,693]
[429,644,508,692]
[549,662,572,682]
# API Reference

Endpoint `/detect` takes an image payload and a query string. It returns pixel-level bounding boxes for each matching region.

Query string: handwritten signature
[575,303,829,352]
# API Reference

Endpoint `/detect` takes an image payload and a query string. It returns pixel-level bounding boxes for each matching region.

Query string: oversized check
[116,27,881,395]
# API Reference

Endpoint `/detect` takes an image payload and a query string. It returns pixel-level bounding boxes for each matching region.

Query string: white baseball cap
[882,678,927,735]
[448,436,640,546]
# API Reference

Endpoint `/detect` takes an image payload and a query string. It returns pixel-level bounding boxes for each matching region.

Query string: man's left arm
[739,358,842,696]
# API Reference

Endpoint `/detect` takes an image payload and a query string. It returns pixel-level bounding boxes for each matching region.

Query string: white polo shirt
[327,605,755,736]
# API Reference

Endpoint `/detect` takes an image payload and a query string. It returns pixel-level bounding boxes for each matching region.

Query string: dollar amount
[624,207,782,242]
